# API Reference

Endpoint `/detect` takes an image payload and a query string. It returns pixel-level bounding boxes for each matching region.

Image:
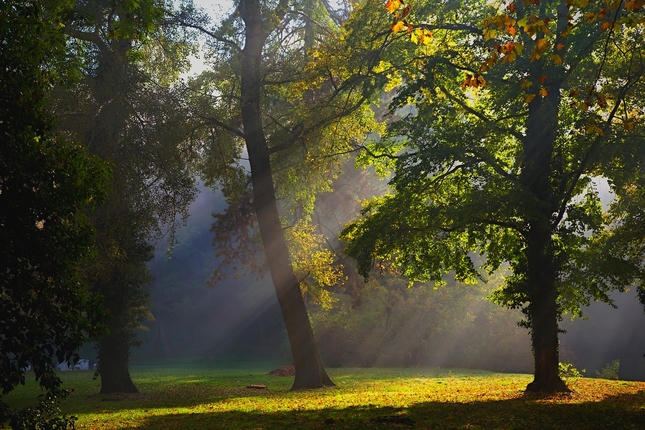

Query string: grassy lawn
[3,362,645,429]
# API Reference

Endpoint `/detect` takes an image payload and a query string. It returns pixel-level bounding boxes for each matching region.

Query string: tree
[54,0,197,393]
[174,0,383,389]
[341,0,645,392]
[0,0,109,417]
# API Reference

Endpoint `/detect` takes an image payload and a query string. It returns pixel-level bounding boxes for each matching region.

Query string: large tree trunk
[97,314,139,394]
[239,0,334,390]
[521,70,568,392]
[524,228,568,393]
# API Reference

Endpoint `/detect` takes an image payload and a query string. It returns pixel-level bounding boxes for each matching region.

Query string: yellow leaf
[525,93,537,103]
[517,17,528,27]
[551,54,563,65]
[585,125,605,136]
[391,21,406,33]
[520,80,533,89]
[483,28,497,40]
[385,0,402,14]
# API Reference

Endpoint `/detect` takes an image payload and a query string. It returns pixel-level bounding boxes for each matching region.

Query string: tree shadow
[119,389,645,429]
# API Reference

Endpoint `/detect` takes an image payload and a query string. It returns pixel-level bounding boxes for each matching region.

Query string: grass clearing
[3,363,645,429]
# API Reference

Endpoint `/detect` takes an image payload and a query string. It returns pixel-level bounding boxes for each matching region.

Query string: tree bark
[239,0,334,390]
[520,73,569,393]
[97,313,139,394]
[524,228,569,393]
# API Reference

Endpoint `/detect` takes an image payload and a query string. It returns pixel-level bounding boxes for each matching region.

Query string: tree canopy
[0,0,110,418]
[341,0,645,392]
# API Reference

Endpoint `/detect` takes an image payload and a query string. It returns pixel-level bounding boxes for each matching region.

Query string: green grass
[3,363,645,429]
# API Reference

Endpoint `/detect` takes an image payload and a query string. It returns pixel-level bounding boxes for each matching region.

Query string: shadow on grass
[120,390,645,430]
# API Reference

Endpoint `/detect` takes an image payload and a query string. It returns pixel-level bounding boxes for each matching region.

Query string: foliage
[311,272,533,370]
[0,0,109,424]
[53,0,198,392]
[596,359,620,380]
[2,366,645,429]
[559,362,585,379]
[6,388,77,430]
[341,0,645,390]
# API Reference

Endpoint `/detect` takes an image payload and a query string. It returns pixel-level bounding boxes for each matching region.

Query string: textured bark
[239,0,334,390]
[525,229,569,393]
[520,66,569,392]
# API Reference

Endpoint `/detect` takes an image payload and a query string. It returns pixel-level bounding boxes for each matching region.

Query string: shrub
[596,360,620,380]
[558,362,585,378]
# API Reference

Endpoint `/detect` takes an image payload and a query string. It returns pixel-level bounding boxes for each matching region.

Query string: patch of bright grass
[3,364,644,429]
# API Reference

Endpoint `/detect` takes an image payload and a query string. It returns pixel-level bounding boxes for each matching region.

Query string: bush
[596,360,620,380]
[558,362,585,378]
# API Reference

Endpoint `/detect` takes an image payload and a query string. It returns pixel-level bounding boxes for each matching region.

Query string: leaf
[484,28,497,40]
[521,80,533,89]
[525,93,537,103]
[556,43,565,51]
[624,121,635,131]
[538,75,547,83]
[391,21,406,33]
[540,88,549,97]
[386,0,402,14]
[584,13,596,22]
[551,54,563,65]
[585,125,605,136]
[536,38,549,51]
[601,21,611,31]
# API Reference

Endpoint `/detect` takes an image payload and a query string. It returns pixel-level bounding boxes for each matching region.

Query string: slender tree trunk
[239,0,334,390]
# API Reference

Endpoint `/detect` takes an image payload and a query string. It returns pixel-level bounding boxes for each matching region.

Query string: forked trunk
[239,0,333,390]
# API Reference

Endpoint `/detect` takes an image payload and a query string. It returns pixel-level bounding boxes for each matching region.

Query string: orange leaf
[507,3,517,11]
[540,88,549,97]
[538,75,547,83]
[624,121,635,131]
[385,0,402,14]
[391,21,406,33]
[601,21,611,31]
[556,43,565,51]
[536,38,549,51]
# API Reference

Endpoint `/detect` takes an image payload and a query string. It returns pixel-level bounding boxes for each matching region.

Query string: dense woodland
[2,0,645,426]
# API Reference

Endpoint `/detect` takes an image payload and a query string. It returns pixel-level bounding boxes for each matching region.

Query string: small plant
[558,362,585,378]
[596,359,620,380]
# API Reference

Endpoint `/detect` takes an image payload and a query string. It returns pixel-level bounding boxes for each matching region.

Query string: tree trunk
[525,231,568,393]
[97,319,139,394]
[521,71,569,392]
[239,0,334,390]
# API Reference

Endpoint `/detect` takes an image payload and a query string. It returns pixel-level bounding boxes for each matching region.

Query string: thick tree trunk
[239,0,334,390]
[525,233,569,393]
[97,320,138,394]
[521,70,569,392]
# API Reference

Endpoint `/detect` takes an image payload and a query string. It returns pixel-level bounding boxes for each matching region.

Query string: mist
[134,169,645,381]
